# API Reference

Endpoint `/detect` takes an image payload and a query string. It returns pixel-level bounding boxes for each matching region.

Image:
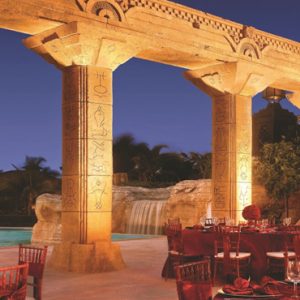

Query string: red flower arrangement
[242,204,261,221]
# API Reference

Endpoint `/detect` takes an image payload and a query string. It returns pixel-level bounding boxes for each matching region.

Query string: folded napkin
[223,277,253,295]
[251,276,281,295]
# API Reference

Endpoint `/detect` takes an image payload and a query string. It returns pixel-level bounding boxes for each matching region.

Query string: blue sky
[0,0,299,171]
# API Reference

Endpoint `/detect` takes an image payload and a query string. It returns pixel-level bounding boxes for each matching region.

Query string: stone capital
[23,21,143,70]
[184,62,281,97]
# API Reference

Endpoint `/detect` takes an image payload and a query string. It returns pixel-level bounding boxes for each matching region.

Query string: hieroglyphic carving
[239,184,250,207]
[215,125,228,152]
[215,155,228,182]
[93,105,109,137]
[238,155,249,181]
[63,105,78,138]
[94,72,108,96]
[238,124,250,153]
[214,184,227,209]
[63,140,78,175]
[89,179,106,210]
[215,100,228,123]
[63,178,77,210]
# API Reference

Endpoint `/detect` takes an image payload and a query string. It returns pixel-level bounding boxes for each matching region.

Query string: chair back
[18,244,48,280]
[175,261,212,300]
[218,217,226,226]
[0,263,28,300]
[164,223,183,253]
[224,226,241,256]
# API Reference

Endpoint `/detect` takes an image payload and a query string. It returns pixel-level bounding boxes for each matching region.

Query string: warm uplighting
[262,87,286,103]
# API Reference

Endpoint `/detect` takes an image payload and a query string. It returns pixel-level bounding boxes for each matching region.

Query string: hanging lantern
[262,87,285,103]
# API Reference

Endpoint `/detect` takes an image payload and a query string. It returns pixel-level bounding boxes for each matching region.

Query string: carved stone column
[23,21,143,272]
[211,93,252,220]
[185,62,279,221]
[62,65,113,244]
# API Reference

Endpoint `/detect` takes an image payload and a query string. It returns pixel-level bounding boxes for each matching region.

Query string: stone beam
[1,0,300,94]
[184,62,281,222]
[23,21,143,272]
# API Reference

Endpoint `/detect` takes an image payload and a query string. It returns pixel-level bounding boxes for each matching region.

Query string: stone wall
[32,180,300,244]
[165,180,212,228]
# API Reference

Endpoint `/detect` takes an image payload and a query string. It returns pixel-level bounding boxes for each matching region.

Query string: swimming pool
[0,228,158,247]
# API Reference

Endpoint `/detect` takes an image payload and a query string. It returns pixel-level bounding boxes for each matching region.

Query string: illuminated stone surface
[32,193,62,245]
[2,0,300,271]
[185,62,280,221]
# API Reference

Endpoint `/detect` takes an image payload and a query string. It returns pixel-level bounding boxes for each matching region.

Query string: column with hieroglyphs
[23,21,144,272]
[62,65,113,244]
[185,62,279,222]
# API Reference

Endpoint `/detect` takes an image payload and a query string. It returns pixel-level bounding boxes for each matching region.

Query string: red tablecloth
[162,230,290,280]
[214,282,300,300]
[214,294,292,300]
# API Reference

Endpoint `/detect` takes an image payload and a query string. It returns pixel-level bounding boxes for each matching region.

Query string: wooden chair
[213,226,251,283]
[18,244,48,300]
[218,217,226,226]
[266,233,297,279]
[175,260,212,300]
[164,222,183,280]
[164,223,203,280]
[0,263,29,300]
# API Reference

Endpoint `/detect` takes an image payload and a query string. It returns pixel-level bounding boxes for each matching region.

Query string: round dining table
[162,228,294,281]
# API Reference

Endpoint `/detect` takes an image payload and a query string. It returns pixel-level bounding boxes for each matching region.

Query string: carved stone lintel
[184,61,281,97]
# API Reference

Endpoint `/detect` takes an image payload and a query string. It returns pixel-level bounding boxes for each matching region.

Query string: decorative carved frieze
[76,0,126,22]
[75,0,300,57]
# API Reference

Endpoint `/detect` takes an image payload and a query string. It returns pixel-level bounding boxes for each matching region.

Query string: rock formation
[32,180,300,244]
[32,193,62,245]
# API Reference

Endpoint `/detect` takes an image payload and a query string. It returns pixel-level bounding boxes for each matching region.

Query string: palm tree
[181,152,212,179]
[11,156,60,215]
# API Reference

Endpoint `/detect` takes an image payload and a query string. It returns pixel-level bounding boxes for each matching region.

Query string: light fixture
[262,87,286,103]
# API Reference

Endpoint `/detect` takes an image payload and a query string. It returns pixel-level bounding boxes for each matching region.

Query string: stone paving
[0,237,220,300]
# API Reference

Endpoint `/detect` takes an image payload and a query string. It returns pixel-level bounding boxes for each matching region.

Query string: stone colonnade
[23,21,279,271]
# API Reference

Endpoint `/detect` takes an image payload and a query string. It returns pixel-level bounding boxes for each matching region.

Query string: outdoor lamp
[262,87,286,103]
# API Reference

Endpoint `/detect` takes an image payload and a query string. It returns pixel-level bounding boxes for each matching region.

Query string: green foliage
[113,134,212,187]
[1,156,61,216]
[254,139,300,217]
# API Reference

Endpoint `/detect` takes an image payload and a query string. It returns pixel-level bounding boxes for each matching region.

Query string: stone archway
[1,0,300,272]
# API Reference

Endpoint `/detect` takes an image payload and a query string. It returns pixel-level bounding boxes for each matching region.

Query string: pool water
[0,229,158,247]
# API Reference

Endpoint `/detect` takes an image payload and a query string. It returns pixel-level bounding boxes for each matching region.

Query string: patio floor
[0,237,220,299]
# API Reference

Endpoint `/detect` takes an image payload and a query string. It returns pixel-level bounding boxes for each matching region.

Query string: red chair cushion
[181,281,212,300]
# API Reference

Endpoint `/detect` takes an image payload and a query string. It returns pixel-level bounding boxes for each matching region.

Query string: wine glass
[261,219,268,231]
[213,217,219,226]
[287,259,300,298]
[199,216,206,226]
[283,217,292,226]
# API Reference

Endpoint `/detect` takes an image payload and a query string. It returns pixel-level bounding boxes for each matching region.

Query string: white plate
[218,289,281,298]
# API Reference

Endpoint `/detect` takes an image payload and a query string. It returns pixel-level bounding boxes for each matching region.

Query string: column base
[47,240,126,273]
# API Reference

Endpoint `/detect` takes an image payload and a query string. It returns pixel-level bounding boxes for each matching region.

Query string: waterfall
[127,200,166,235]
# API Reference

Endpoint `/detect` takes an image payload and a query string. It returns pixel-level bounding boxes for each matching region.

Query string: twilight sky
[0,0,299,171]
